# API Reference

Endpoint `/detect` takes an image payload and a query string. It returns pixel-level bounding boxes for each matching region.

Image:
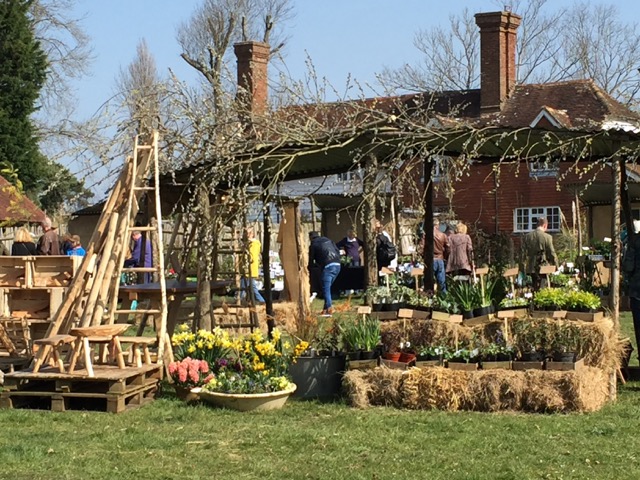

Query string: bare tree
[115,39,164,142]
[377,0,640,108]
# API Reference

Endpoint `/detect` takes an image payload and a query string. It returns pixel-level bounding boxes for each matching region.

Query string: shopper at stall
[523,217,558,291]
[446,222,474,277]
[242,228,265,304]
[336,229,364,267]
[12,227,37,256]
[308,231,341,316]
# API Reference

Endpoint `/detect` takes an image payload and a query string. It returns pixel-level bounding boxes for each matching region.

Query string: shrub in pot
[565,289,601,312]
[533,287,567,311]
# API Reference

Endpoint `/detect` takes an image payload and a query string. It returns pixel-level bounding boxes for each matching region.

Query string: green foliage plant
[533,287,567,310]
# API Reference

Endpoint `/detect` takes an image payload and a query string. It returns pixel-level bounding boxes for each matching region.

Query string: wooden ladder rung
[122,267,160,273]
[114,309,162,315]
[133,186,155,191]
[128,226,158,232]
[137,145,153,151]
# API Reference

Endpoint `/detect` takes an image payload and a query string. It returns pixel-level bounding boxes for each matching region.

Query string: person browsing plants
[523,217,558,291]
[308,231,341,316]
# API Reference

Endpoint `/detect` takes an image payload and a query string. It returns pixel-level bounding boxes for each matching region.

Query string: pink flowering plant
[168,357,214,389]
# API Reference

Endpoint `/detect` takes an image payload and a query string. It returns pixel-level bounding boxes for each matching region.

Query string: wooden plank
[347,359,378,371]
[539,265,557,275]
[546,358,584,371]
[496,308,529,319]
[481,361,512,370]
[531,310,567,319]
[462,314,497,327]
[565,311,604,322]
[431,311,463,324]
[379,358,411,370]
[447,362,478,371]
[415,360,442,368]
[511,361,545,371]
[474,267,489,275]
[503,267,519,277]
[357,306,372,315]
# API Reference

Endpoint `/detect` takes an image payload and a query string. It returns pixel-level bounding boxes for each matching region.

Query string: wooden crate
[6,287,64,321]
[546,358,584,371]
[347,359,378,371]
[481,361,512,370]
[447,362,479,371]
[31,256,81,288]
[530,310,567,319]
[565,311,604,322]
[462,314,497,327]
[496,308,529,319]
[512,361,545,371]
[415,360,442,368]
[0,257,29,287]
[379,358,411,370]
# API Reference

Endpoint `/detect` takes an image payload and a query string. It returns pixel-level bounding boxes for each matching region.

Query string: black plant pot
[521,351,545,362]
[496,352,512,362]
[372,303,384,312]
[462,309,475,319]
[553,351,576,363]
[346,351,361,361]
[360,350,377,360]
[288,354,347,400]
[473,305,494,317]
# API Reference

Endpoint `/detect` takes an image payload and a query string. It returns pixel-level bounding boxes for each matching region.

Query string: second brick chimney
[234,41,270,117]
[474,11,521,113]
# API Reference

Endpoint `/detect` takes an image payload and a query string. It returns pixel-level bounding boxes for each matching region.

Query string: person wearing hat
[36,217,60,255]
[308,231,341,316]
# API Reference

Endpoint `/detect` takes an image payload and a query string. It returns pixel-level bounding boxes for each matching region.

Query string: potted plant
[449,280,479,319]
[359,315,381,359]
[512,319,548,363]
[498,295,529,310]
[340,318,363,360]
[474,276,497,317]
[366,285,391,311]
[168,357,214,403]
[416,345,448,366]
[533,287,567,311]
[565,289,601,313]
[548,321,581,363]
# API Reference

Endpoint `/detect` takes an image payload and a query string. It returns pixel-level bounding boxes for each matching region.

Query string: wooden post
[195,183,213,331]
[363,155,379,292]
[263,198,275,335]
[423,157,435,292]
[611,157,621,330]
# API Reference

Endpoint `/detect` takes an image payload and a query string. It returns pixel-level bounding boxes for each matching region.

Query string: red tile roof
[0,176,46,223]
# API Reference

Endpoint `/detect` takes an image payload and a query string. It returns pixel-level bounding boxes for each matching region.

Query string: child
[67,235,86,257]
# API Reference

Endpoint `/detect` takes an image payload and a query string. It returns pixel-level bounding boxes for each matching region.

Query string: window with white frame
[529,159,559,178]
[514,206,561,233]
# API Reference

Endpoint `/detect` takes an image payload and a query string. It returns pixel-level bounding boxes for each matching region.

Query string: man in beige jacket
[523,217,558,291]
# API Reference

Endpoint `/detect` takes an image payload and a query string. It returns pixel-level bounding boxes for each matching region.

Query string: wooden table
[118,280,232,334]
[67,324,130,377]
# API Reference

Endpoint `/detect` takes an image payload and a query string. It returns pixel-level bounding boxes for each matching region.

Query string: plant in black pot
[366,285,391,312]
[474,276,497,317]
[565,289,601,313]
[549,321,581,363]
[449,280,479,319]
[512,319,548,361]
[533,287,568,312]
[417,344,449,363]
[340,318,362,360]
[359,315,381,360]
[498,295,530,310]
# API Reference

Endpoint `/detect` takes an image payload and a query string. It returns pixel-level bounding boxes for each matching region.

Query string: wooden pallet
[0,364,161,413]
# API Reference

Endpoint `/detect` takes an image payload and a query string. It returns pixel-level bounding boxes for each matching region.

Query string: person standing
[336,228,364,267]
[523,217,558,291]
[446,222,474,277]
[374,219,397,270]
[308,231,341,316]
[432,218,449,292]
[242,229,265,304]
[67,235,86,257]
[12,227,37,255]
[125,230,153,283]
[36,217,60,255]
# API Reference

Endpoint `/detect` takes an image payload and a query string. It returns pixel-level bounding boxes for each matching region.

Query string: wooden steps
[0,364,160,413]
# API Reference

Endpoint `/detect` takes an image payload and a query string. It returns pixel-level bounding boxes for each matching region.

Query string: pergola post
[363,154,379,292]
[262,197,274,335]
[423,157,435,292]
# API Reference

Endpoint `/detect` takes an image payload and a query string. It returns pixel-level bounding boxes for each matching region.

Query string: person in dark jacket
[12,227,37,256]
[336,229,364,267]
[36,217,60,255]
[308,231,341,316]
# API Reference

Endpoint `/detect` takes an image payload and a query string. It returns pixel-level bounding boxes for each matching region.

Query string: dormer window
[529,159,559,178]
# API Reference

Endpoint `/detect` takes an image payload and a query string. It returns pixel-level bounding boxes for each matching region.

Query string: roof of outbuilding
[0,176,46,223]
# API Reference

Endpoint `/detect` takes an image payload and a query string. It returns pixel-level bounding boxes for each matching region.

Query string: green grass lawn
[1,382,640,480]
[2,303,639,479]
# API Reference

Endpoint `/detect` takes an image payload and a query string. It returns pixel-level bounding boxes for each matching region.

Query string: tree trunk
[195,183,212,331]
[363,154,379,293]
[423,158,435,292]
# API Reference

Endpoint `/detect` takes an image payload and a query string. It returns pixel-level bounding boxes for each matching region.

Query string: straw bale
[521,370,567,412]
[465,370,526,411]
[365,367,405,407]
[342,370,372,409]
[400,367,470,411]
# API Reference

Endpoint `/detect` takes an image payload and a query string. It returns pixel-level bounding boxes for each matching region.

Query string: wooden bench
[67,325,130,377]
[119,336,157,367]
[32,334,76,373]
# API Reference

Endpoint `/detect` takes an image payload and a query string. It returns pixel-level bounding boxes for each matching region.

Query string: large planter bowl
[194,384,297,411]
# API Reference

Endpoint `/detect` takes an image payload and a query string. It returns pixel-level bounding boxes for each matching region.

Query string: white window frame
[514,206,561,233]
[336,170,360,182]
[529,159,559,178]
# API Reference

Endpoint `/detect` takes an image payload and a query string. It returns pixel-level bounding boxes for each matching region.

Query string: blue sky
[67,0,640,190]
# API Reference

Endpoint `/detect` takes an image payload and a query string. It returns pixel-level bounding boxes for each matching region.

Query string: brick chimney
[474,11,521,113]
[234,41,270,117]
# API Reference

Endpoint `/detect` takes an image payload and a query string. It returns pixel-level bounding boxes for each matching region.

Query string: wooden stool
[68,325,129,377]
[119,336,157,367]
[32,335,76,373]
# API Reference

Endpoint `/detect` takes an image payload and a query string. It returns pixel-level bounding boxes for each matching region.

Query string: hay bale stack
[342,365,610,413]
[401,367,470,411]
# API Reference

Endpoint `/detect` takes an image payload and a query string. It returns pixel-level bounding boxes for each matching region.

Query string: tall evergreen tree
[0,0,47,201]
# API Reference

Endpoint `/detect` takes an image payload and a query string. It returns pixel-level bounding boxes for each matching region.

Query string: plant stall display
[565,290,601,312]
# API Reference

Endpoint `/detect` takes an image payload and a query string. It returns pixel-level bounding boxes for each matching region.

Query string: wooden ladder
[109,133,171,364]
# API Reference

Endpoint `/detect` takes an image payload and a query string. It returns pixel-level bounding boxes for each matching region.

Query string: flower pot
[382,352,401,361]
[360,350,377,360]
[174,385,200,404]
[473,305,493,317]
[372,303,384,312]
[195,384,297,411]
[399,352,416,363]
[289,354,346,400]
[461,309,475,319]
[346,351,361,361]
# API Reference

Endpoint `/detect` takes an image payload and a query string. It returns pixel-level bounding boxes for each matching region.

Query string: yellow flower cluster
[293,341,310,358]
